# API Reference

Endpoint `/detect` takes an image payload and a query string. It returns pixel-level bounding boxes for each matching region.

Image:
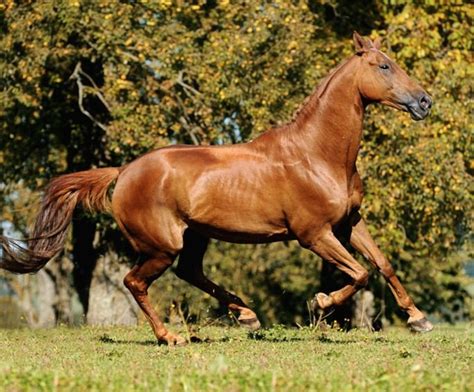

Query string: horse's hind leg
[175,230,261,330]
[124,254,187,346]
[350,217,433,332]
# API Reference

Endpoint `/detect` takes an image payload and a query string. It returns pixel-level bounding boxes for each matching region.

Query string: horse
[0,32,433,345]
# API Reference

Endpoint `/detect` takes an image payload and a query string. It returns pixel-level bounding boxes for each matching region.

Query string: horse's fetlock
[355,269,369,287]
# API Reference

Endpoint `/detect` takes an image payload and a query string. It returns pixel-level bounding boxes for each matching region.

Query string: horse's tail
[0,167,120,274]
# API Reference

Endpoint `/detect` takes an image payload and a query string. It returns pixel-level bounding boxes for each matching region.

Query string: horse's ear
[373,36,382,50]
[353,31,368,54]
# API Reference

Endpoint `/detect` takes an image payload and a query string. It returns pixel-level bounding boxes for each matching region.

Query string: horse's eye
[379,64,390,70]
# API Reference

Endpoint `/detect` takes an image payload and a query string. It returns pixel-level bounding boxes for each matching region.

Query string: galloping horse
[1,32,433,345]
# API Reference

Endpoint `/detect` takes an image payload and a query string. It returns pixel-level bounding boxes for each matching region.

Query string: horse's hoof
[239,317,261,331]
[408,317,433,333]
[312,292,334,311]
[160,333,188,346]
[173,336,188,346]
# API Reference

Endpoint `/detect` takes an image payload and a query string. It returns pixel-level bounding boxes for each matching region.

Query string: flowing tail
[0,167,120,273]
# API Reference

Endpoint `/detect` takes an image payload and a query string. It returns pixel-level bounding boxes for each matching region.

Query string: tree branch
[69,62,110,131]
[109,51,206,145]
[176,70,202,98]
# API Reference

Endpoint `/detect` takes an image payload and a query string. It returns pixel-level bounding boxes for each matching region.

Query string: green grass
[0,323,472,391]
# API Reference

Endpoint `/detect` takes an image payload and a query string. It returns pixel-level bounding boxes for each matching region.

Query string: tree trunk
[72,216,98,319]
[352,289,376,329]
[6,271,56,328]
[45,255,78,325]
[87,250,139,325]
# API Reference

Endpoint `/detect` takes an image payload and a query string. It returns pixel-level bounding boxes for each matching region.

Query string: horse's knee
[355,269,369,287]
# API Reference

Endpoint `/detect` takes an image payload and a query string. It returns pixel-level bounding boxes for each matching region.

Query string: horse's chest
[343,176,363,219]
[324,174,364,224]
[326,192,360,223]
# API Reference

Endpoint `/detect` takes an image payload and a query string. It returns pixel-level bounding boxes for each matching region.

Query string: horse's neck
[289,57,365,177]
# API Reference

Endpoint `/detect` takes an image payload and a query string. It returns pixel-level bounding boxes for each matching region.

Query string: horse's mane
[289,56,355,122]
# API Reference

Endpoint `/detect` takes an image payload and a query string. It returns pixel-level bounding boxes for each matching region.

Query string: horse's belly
[187,219,293,244]
[183,201,290,242]
[182,169,290,242]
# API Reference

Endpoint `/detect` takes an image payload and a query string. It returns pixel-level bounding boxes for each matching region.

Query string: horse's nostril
[419,95,432,111]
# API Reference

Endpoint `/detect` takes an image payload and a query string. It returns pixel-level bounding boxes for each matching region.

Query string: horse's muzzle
[407,93,432,121]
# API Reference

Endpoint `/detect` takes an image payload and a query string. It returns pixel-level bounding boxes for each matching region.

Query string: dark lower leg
[183,275,260,329]
[175,231,260,329]
[124,256,186,345]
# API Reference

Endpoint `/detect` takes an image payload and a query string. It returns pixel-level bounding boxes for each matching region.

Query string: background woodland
[0,0,472,328]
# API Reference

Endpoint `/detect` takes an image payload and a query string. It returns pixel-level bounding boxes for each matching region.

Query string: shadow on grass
[247,330,397,344]
[248,331,307,343]
[316,335,358,344]
[98,334,232,346]
[247,327,359,344]
[99,335,158,346]
[98,330,397,346]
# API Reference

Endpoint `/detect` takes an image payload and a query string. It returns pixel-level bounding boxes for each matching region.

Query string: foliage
[0,324,472,391]
[0,1,472,324]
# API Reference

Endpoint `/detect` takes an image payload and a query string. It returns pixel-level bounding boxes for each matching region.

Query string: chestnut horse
[1,33,433,345]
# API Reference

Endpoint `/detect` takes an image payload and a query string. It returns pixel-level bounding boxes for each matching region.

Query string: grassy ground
[0,323,472,391]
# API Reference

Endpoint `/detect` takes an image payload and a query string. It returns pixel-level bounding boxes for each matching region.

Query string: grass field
[0,322,472,391]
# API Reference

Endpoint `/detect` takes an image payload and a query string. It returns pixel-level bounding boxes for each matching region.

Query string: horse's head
[353,31,432,121]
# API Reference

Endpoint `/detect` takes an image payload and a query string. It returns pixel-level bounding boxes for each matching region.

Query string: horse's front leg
[299,227,370,310]
[350,217,433,332]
